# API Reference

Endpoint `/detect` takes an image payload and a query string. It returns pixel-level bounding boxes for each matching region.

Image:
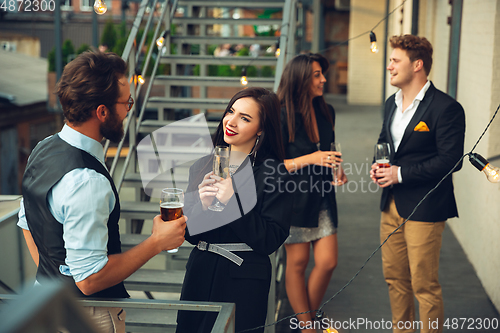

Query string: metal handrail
[105,0,179,179]
[0,287,235,333]
[103,0,150,162]
[274,0,295,92]
[114,0,179,191]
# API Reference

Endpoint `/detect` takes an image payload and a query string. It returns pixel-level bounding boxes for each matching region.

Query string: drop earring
[248,135,260,166]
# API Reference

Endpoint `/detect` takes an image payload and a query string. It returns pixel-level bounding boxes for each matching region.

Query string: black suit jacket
[377,82,466,222]
[177,156,291,333]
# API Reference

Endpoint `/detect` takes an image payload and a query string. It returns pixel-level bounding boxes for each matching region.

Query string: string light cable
[317,0,408,56]
[235,111,500,332]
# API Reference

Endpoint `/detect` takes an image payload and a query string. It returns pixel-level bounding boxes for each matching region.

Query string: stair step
[125,269,186,293]
[121,234,193,258]
[136,145,212,161]
[138,119,219,134]
[147,97,229,110]
[121,201,164,219]
[173,17,283,25]
[171,35,278,45]
[121,172,189,190]
[154,75,274,88]
[178,0,285,8]
[160,55,277,66]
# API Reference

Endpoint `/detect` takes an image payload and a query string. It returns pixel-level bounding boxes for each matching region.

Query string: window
[80,0,92,11]
[61,0,73,10]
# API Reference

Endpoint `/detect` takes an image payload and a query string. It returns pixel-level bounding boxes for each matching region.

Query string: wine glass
[208,146,230,212]
[330,142,341,183]
[160,188,184,253]
[374,143,391,184]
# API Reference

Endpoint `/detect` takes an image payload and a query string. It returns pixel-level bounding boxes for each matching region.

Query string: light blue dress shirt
[18,124,115,282]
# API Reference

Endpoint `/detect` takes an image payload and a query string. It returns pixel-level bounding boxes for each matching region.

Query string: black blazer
[377,82,466,222]
[176,156,291,333]
[280,102,338,228]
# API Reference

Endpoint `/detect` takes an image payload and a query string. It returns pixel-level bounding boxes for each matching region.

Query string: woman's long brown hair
[277,53,333,143]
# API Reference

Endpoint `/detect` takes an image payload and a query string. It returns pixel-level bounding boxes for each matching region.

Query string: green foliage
[247,66,258,77]
[217,65,233,77]
[112,22,128,56]
[76,43,91,54]
[190,44,200,55]
[208,65,218,76]
[112,38,127,56]
[117,21,128,38]
[208,44,217,55]
[48,39,76,72]
[48,40,93,71]
[100,19,117,51]
[62,39,75,63]
[235,47,249,57]
[261,66,275,77]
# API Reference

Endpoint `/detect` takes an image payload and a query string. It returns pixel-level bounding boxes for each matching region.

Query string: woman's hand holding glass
[208,146,231,212]
[308,150,342,168]
[198,171,217,210]
[330,142,347,186]
[198,172,234,210]
[210,174,234,205]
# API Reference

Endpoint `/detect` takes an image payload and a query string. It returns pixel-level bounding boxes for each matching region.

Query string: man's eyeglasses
[116,95,134,111]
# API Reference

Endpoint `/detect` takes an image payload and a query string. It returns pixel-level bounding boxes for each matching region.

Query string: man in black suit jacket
[370,35,465,333]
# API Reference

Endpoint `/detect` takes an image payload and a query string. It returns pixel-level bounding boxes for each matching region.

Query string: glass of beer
[330,142,342,183]
[160,188,184,253]
[374,143,391,184]
[208,146,230,212]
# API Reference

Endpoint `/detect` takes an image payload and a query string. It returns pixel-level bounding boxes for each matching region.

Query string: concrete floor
[275,95,499,333]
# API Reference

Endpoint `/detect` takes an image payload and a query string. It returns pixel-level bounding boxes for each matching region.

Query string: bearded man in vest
[18,51,186,333]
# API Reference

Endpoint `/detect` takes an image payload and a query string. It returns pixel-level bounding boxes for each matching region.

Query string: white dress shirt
[391,80,431,183]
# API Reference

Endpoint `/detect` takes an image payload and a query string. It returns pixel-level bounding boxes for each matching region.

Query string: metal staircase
[105,0,299,331]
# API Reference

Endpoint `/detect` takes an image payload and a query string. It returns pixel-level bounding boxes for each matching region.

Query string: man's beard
[100,107,124,143]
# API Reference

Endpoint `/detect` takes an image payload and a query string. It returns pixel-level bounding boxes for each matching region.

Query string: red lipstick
[225,128,237,136]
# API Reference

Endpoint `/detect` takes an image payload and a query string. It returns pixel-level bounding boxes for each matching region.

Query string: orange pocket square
[414,121,430,132]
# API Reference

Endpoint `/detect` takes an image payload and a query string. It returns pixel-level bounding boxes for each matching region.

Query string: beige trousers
[380,195,445,333]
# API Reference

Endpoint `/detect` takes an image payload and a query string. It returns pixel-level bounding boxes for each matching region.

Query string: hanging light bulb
[138,74,145,85]
[240,67,248,86]
[93,0,107,15]
[275,39,280,58]
[135,68,145,85]
[469,153,500,183]
[369,31,379,53]
[156,30,168,49]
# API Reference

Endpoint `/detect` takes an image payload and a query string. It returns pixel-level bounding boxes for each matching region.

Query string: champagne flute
[374,143,391,184]
[330,142,341,183]
[160,188,184,253]
[208,146,230,212]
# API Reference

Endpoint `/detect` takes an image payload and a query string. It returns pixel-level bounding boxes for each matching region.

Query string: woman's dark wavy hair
[212,87,285,164]
[56,51,127,125]
[277,53,333,143]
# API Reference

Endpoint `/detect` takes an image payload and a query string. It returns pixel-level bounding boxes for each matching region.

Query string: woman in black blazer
[176,87,291,333]
[277,53,347,332]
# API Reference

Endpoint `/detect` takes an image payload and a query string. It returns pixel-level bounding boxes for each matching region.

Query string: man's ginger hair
[390,35,433,76]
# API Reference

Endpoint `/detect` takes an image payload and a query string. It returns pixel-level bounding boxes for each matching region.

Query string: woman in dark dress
[277,53,347,332]
[176,87,291,333]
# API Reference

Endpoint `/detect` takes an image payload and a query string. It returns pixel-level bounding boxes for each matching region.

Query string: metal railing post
[274,0,294,92]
